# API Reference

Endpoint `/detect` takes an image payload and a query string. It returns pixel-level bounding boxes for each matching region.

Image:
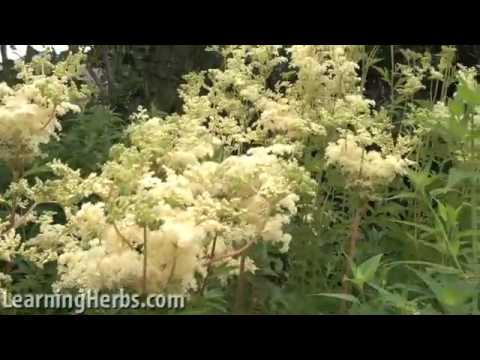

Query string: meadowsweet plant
[0,51,93,302]
[1,45,479,314]
[0,46,418,309]
[23,109,315,296]
[0,51,92,170]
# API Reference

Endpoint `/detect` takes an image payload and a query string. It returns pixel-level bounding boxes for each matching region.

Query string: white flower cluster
[394,46,457,101]
[258,98,326,139]
[0,230,22,263]
[0,52,92,166]
[28,104,315,294]
[2,45,422,298]
[178,46,328,153]
[285,46,381,140]
[325,133,414,191]
[396,64,426,98]
[289,45,361,102]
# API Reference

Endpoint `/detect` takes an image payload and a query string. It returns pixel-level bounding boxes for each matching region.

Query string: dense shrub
[1,45,479,315]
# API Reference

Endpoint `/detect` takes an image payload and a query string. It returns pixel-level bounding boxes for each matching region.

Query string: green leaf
[386,261,462,275]
[448,97,465,116]
[457,79,480,106]
[23,165,53,178]
[373,66,389,81]
[355,254,384,284]
[407,170,438,192]
[409,268,475,308]
[391,220,437,235]
[311,293,360,304]
[385,192,418,201]
[418,239,449,255]
[447,167,480,188]
[437,201,448,223]
[446,116,468,140]
[367,282,417,313]
[429,187,458,197]
[458,229,480,239]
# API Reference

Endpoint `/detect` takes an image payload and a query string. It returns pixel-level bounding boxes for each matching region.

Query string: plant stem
[471,113,479,260]
[8,166,21,230]
[433,79,440,104]
[390,45,395,115]
[112,221,135,250]
[361,46,379,92]
[142,225,148,295]
[0,45,11,81]
[167,246,177,286]
[199,235,218,295]
[207,240,255,265]
[413,197,419,259]
[340,204,367,313]
[234,254,247,314]
[101,46,114,99]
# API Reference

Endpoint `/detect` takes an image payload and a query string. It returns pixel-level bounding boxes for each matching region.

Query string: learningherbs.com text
[0,289,186,313]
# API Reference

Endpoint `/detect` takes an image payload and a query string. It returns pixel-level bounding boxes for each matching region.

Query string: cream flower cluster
[128,107,221,171]
[286,46,380,137]
[257,98,326,139]
[176,45,377,156]
[26,103,315,294]
[325,133,414,191]
[0,52,92,166]
[289,45,362,102]
[3,45,423,298]
[177,46,322,153]
[284,45,417,191]
[22,46,414,293]
[394,46,457,100]
[0,230,22,263]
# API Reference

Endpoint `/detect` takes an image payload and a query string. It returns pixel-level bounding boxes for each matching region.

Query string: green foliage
[39,105,125,175]
[250,45,480,315]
